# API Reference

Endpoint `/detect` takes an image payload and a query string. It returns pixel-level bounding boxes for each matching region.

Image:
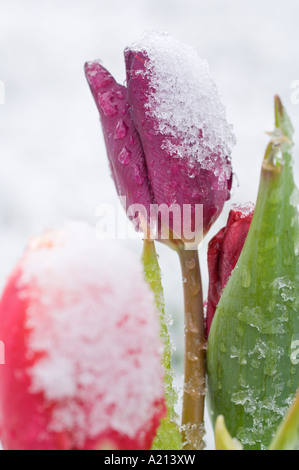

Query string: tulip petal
[125,33,235,239]
[85,61,154,229]
[206,226,226,335]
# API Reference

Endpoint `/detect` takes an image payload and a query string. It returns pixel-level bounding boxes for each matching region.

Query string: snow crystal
[127,31,235,176]
[231,202,255,215]
[272,276,296,302]
[18,221,164,446]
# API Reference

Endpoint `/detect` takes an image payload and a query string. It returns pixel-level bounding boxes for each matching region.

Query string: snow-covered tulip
[207,97,299,449]
[85,32,235,245]
[206,205,254,336]
[0,222,166,450]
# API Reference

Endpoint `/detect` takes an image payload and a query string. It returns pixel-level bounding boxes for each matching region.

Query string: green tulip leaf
[207,96,299,450]
[215,415,243,450]
[142,239,182,450]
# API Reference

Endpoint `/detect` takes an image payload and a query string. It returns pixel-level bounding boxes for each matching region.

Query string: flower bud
[124,32,234,240]
[85,32,235,244]
[206,204,254,336]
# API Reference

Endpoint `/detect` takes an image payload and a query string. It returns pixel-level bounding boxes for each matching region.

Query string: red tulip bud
[206,204,254,336]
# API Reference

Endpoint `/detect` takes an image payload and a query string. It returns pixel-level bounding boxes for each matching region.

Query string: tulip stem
[178,247,206,450]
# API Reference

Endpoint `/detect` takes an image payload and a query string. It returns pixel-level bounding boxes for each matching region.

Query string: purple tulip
[84,60,154,232]
[85,32,235,244]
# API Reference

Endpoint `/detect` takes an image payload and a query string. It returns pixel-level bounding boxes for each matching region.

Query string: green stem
[178,247,206,450]
[142,239,182,450]
[142,239,171,368]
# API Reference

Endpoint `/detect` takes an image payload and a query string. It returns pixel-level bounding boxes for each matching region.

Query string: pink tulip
[85,60,154,232]
[85,32,235,244]
[0,222,165,450]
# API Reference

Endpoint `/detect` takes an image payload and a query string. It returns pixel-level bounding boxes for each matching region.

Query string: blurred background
[0,0,298,450]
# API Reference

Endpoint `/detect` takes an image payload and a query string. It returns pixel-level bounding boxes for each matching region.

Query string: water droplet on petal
[114,120,128,139]
[98,91,117,117]
[118,147,131,165]
[132,164,145,185]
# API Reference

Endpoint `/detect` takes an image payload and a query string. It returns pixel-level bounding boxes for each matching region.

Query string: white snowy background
[0,0,298,450]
